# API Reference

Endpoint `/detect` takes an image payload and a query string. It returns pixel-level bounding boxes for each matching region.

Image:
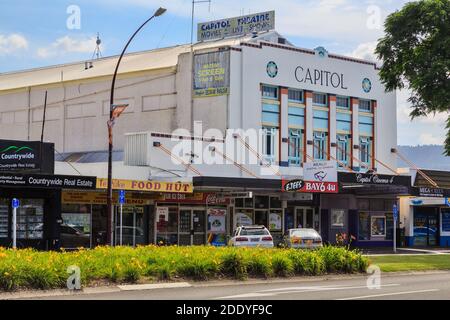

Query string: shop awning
[193,176,281,191]
[338,172,411,195]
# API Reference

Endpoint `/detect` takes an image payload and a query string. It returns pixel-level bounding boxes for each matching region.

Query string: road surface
[11,271,450,300]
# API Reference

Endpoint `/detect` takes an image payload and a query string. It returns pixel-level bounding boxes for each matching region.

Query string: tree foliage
[375,0,450,155]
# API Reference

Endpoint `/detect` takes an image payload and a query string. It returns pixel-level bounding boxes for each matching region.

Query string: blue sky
[0,0,447,146]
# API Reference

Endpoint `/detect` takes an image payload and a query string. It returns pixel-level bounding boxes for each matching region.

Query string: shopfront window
[156,206,178,245]
[371,216,386,237]
[442,208,450,233]
[0,200,8,238]
[254,210,268,226]
[331,209,345,228]
[233,209,253,230]
[255,196,269,209]
[61,204,91,249]
[269,210,282,232]
[358,212,370,240]
[15,199,44,240]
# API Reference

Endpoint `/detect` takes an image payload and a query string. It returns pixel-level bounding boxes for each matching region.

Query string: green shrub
[0,245,367,290]
[219,251,248,279]
[123,266,141,283]
[247,254,273,278]
[271,253,294,277]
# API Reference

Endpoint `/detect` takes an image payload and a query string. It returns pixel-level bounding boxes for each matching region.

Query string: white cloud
[418,133,443,146]
[37,36,101,58]
[102,0,404,43]
[0,33,28,54]
[347,41,379,62]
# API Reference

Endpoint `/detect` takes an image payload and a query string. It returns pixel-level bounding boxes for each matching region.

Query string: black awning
[193,176,281,191]
[338,172,411,187]
[0,173,96,190]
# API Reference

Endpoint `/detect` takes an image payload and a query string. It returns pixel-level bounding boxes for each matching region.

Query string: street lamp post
[107,7,167,246]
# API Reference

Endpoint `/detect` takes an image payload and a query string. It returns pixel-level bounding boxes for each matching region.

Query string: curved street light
[107,7,167,246]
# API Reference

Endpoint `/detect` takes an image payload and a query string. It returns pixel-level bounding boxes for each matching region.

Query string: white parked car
[229,225,274,248]
[284,228,323,249]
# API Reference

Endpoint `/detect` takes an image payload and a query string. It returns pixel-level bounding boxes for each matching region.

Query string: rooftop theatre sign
[197,11,275,42]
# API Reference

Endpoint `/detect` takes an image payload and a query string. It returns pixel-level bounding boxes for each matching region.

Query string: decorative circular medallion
[362,78,372,93]
[266,61,278,78]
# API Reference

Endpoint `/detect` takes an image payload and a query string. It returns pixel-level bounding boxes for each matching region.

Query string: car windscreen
[239,229,269,236]
[290,230,319,238]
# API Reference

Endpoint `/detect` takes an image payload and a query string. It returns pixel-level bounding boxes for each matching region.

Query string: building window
[336,134,350,167]
[313,109,329,130]
[336,96,350,109]
[313,92,327,106]
[262,127,277,163]
[359,115,373,136]
[336,112,351,132]
[360,137,372,165]
[288,129,303,166]
[288,107,304,128]
[313,131,327,160]
[262,85,278,99]
[262,103,280,124]
[359,99,372,112]
[288,89,304,103]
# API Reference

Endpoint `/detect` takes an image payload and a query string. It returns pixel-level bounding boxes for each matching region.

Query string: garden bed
[0,245,368,291]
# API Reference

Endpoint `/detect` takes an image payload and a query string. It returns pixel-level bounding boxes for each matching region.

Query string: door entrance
[414,208,439,246]
[295,207,319,232]
[115,206,145,247]
[179,209,206,245]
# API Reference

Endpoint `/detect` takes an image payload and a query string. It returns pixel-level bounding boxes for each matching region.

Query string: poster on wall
[269,211,282,231]
[371,216,386,236]
[303,160,338,183]
[156,207,169,222]
[207,208,226,233]
[233,211,253,229]
[193,50,230,98]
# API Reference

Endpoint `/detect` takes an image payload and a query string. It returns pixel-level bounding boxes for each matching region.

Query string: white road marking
[118,282,192,291]
[258,284,399,293]
[337,289,440,300]
[214,284,400,299]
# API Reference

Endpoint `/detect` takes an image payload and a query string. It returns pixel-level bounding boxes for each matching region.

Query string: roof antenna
[191,0,212,45]
[92,33,102,60]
